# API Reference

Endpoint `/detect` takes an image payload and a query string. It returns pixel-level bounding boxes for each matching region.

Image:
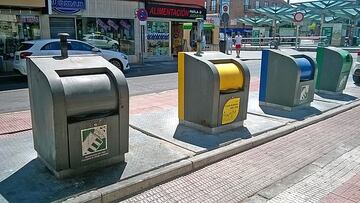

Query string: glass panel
[17,43,34,51]
[69,41,93,51]
[41,42,61,50]
[147,21,169,57]
[0,14,40,73]
[79,18,135,55]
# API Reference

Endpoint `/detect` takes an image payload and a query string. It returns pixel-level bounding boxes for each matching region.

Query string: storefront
[47,0,139,62]
[144,1,206,60]
[0,0,44,74]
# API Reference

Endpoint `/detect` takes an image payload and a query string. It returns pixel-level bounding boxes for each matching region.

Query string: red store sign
[145,3,206,19]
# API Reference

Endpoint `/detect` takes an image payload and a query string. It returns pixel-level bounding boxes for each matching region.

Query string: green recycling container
[316,47,353,93]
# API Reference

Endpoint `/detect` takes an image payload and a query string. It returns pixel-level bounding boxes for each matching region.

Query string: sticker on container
[81,125,108,160]
[222,98,240,125]
[300,85,310,102]
[338,75,348,90]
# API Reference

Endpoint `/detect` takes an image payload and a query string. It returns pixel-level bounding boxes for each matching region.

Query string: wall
[0,0,45,7]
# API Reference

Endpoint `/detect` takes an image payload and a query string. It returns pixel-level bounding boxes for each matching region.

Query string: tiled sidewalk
[0,77,261,135]
[121,105,360,203]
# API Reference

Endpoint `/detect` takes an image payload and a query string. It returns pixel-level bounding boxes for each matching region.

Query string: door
[322,27,333,45]
[50,17,76,39]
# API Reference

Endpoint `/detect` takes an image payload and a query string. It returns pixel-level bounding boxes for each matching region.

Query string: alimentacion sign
[146,2,206,19]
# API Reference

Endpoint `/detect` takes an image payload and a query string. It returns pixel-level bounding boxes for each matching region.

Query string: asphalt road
[2,49,357,114]
[0,60,261,114]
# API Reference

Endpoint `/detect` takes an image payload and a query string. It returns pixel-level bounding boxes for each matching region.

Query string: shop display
[79,18,135,55]
[0,14,40,72]
[147,21,170,57]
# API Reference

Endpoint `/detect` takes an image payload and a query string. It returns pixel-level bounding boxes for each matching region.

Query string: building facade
[0,0,208,73]
[143,0,206,61]
[206,0,286,37]
[0,0,45,73]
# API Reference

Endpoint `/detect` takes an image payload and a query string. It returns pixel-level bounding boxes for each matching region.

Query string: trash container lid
[215,63,244,91]
[295,58,313,81]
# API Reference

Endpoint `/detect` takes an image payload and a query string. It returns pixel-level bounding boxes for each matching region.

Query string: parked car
[13,39,129,75]
[83,34,119,51]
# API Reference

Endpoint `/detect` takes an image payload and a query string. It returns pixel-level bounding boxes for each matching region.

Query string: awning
[183,23,215,30]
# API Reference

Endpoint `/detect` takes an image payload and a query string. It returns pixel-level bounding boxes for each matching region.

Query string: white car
[83,34,119,51]
[13,39,129,75]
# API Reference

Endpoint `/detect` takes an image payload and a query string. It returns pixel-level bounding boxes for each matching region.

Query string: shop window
[79,18,135,55]
[0,14,40,73]
[147,21,170,57]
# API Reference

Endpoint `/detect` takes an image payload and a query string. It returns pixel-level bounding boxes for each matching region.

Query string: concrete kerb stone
[98,160,193,202]
[65,100,360,203]
[63,191,102,203]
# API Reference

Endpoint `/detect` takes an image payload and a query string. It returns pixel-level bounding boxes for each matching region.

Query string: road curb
[64,100,360,202]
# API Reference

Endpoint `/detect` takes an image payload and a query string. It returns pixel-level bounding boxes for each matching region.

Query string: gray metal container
[27,54,129,178]
[178,52,250,133]
[259,49,317,110]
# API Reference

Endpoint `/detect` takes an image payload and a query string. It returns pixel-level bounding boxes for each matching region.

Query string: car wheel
[353,69,360,84]
[110,59,124,71]
[111,44,119,51]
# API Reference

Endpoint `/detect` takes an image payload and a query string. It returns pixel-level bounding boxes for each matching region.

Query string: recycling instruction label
[81,125,108,161]
[338,75,348,90]
[222,98,240,125]
[299,85,310,103]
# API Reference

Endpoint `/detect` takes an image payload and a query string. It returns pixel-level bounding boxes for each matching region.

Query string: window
[79,18,135,55]
[41,42,61,50]
[17,43,34,51]
[94,36,104,40]
[256,0,260,8]
[211,0,217,11]
[265,1,269,7]
[69,41,93,51]
[244,0,250,10]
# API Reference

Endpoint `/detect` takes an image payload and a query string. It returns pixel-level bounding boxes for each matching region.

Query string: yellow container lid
[215,63,244,91]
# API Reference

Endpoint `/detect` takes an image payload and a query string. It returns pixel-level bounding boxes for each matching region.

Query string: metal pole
[224,25,228,54]
[295,24,300,50]
[140,24,145,65]
[59,33,69,58]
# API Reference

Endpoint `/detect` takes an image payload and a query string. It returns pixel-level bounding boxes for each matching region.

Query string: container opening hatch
[211,61,244,92]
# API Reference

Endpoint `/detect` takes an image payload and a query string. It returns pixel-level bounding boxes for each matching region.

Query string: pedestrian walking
[235,32,242,58]
[227,34,233,54]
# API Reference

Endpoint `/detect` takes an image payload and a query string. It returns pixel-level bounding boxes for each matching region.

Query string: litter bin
[259,49,317,110]
[27,34,129,178]
[316,47,353,93]
[178,52,250,133]
[219,40,226,53]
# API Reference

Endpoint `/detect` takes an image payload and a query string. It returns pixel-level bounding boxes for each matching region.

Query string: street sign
[294,12,304,23]
[222,3,229,14]
[221,13,230,25]
[137,8,148,21]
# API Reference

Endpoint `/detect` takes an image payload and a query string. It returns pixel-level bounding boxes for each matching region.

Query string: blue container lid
[295,58,313,81]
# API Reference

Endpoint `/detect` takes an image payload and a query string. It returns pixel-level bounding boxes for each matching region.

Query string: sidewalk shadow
[259,105,322,121]
[0,158,126,202]
[315,92,358,102]
[173,124,252,151]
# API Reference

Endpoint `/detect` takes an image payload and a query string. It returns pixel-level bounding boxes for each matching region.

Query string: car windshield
[17,43,34,51]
